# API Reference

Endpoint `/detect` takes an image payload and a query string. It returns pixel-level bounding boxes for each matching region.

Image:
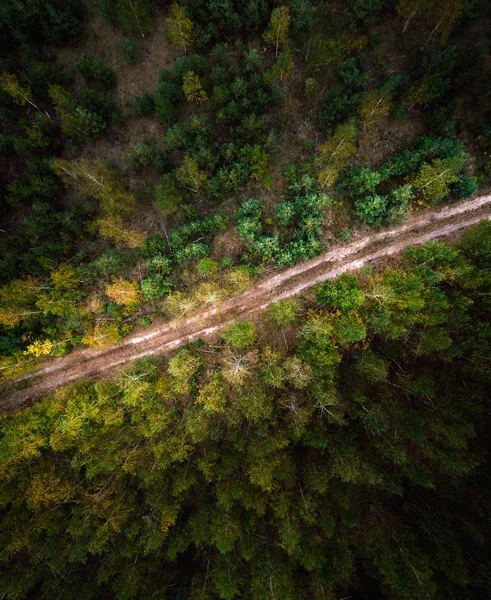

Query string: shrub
[141,276,173,300]
[155,175,182,215]
[223,321,256,348]
[124,143,168,174]
[120,38,139,65]
[70,107,107,139]
[155,81,178,121]
[77,88,116,120]
[133,93,155,116]
[75,54,115,87]
[451,174,477,200]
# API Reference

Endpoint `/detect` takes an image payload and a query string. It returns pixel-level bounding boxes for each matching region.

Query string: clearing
[1,193,490,411]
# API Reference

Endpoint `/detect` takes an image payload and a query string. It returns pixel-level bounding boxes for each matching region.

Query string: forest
[0,0,490,598]
[1,224,491,599]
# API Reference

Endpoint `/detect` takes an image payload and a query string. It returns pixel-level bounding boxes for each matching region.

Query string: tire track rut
[2,194,491,411]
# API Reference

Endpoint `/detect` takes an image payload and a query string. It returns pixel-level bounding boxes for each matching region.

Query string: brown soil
[1,194,490,412]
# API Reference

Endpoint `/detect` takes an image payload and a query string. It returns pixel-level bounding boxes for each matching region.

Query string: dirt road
[2,194,491,411]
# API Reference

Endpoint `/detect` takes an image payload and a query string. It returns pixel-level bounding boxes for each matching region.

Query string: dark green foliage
[315,273,365,312]
[340,136,468,227]
[344,0,386,30]
[142,212,228,268]
[155,174,182,214]
[71,88,117,138]
[222,320,256,347]
[20,60,68,99]
[11,114,60,157]
[141,275,173,299]
[408,46,457,109]
[290,0,317,34]
[5,159,61,207]
[124,142,168,174]
[155,81,178,121]
[1,227,490,600]
[236,176,332,267]
[116,0,152,34]
[120,38,139,65]
[353,184,412,227]
[132,92,155,116]
[1,202,91,281]
[97,0,152,33]
[451,174,478,199]
[75,54,116,88]
[319,57,366,130]
[180,0,273,42]
[76,250,134,285]
[0,0,84,45]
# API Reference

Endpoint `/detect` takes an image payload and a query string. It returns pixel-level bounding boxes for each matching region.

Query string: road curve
[1,194,491,411]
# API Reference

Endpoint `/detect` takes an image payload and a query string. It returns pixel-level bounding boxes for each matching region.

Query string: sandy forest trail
[2,194,491,411]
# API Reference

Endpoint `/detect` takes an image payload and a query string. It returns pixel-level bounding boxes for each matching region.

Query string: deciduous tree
[182,71,208,104]
[53,159,135,215]
[166,3,194,54]
[263,6,291,58]
[97,215,147,248]
[409,155,466,205]
[105,278,142,306]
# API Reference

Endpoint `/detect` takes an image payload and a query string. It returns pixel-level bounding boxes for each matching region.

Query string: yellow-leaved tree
[182,71,208,104]
[166,4,195,54]
[97,215,147,248]
[397,0,462,47]
[0,72,39,110]
[0,278,42,327]
[52,159,135,215]
[82,321,122,349]
[105,279,143,307]
[359,86,392,133]
[316,121,357,189]
[263,6,290,58]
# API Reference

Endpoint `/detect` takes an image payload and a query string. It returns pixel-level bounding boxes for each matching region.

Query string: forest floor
[2,193,491,411]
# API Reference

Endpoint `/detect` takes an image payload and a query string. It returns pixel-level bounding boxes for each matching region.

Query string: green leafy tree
[155,175,182,214]
[223,321,256,348]
[176,155,207,194]
[316,121,357,189]
[409,155,466,205]
[315,273,365,313]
